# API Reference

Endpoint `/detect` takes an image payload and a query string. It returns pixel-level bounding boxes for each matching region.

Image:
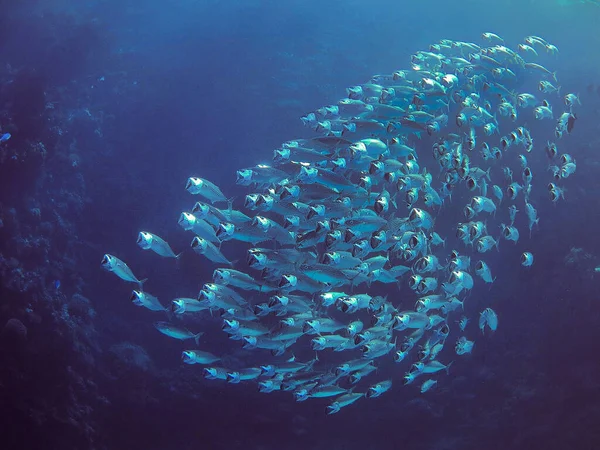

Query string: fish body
[186,177,228,203]
[171,297,210,315]
[137,231,180,258]
[327,392,364,414]
[521,252,534,267]
[366,380,392,398]
[131,290,165,312]
[475,260,495,283]
[182,350,220,365]
[191,236,233,266]
[420,379,437,393]
[479,308,498,333]
[178,213,220,243]
[155,321,203,343]
[455,336,474,355]
[101,254,146,287]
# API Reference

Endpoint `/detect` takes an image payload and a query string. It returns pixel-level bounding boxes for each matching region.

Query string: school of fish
[102,34,579,414]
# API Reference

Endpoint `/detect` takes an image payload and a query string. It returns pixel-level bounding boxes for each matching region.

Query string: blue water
[1,1,600,449]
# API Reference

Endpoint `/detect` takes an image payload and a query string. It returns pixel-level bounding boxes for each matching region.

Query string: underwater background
[1,0,600,449]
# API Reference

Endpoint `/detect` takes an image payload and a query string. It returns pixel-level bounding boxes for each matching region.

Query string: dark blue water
[1,1,600,449]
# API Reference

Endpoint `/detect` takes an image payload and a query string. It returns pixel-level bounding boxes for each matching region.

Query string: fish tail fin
[226,197,235,215]
[445,360,454,375]
[175,252,184,259]
[138,278,149,290]
[194,332,204,346]
[552,71,558,83]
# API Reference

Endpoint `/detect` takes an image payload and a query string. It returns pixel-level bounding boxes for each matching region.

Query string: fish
[186,177,228,203]
[0,132,11,143]
[101,254,146,287]
[178,212,221,243]
[479,308,498,333]
[171,297,211,315]
[327,392,364,414]
[475,260,495,283]
[365,379,392,398]
[182,350,220,365]
[420,379,438,393]
[191,236,233,266]
[154,321,203,344]
[455,336,474,355]
[137,231,181,258]
[521,252,534,267]
[130,290,165,312]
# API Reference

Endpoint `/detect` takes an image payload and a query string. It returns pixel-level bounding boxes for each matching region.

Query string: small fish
[539,81,560,95]
[455,336,474,355]
[420,379,437,393]
[101,254,146,287]
[482,32,504,43]
[171,297,211,315]
[327,392,364,414]
[130,290,165,312]
[185,177,228,203]
[508,205,519,225]
[521,252,534,267]
[501,224,520,243]
[191,236,233,266]
[181,350,220,365]
[564,93,581,109]
[137,231,181,258]
[366,380,392,398]
[479,308,498,333]
[534,104,553,120]
[524,202,539,236]
[476,236,499,253]
[155,321,203,344]
[0,133,11,143]
[548,183,565,202]
[475,260,495,283]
